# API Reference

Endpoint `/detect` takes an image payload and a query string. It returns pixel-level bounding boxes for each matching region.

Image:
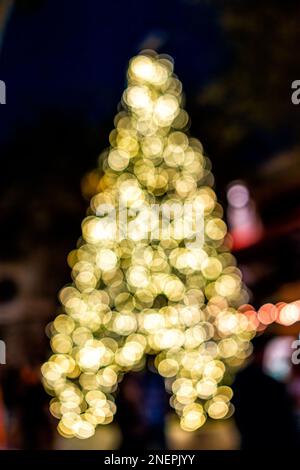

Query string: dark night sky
[0,0,228,146]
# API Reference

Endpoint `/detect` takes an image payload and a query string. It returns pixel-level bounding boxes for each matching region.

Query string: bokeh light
[42,51,258,438]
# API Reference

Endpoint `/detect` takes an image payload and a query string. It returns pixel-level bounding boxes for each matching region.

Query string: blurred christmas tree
[42,51,257,439]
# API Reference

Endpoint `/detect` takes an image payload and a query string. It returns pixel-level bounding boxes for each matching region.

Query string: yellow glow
[42,51,255,438]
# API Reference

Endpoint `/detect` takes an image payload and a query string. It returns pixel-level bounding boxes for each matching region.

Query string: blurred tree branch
[198,1,300,152]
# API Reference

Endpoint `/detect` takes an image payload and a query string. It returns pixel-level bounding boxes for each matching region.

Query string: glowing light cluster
[239,300,300,329]
[42,51,257,438]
